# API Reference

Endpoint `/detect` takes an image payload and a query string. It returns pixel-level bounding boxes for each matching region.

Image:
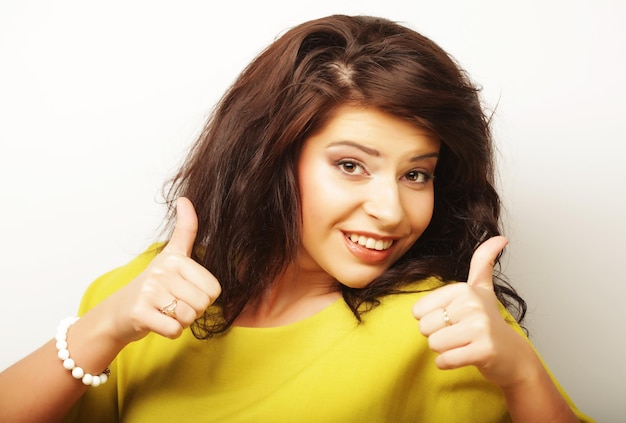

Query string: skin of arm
[0,205,579,422]
[0,198,219,423]
[0,312,127,423]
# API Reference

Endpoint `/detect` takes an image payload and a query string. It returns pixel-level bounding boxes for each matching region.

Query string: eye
[337,159,367,176]
[403,170,434,184]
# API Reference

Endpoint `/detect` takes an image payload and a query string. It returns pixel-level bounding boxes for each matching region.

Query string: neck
[234,265,342,328]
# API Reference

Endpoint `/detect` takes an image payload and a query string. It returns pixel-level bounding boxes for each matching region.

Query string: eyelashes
[404,169,434,184]
[336,159,367,176]
[335,159,434,185]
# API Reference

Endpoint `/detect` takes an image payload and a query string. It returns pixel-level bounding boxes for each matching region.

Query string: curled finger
[418,307,456,336]
[433,341,494,371]
[427,322,473,355]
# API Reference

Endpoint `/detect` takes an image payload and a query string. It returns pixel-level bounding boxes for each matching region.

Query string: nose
[362,178,405,228]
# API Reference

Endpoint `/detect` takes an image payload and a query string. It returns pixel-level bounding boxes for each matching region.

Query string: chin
[335,270,386,290]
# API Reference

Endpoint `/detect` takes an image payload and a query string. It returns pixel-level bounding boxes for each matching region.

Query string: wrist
[55,317,111,387]
[55,312,126,383]
[499,351,577,422]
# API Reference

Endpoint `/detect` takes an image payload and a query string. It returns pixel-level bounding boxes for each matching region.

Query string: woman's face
[296,105,440,288]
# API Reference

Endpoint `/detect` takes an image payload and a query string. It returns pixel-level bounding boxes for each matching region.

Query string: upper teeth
[349,234,393,251]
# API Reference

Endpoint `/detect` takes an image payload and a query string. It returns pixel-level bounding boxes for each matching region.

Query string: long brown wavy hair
[163,14,526,338]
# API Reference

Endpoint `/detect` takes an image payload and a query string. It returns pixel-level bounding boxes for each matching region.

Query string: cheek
[299,177,320,223]
[405,192,435,233]
[299,166,347,222]
[300,185,346,232]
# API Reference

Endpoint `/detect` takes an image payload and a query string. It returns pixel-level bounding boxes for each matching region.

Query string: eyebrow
[327,140,439,161]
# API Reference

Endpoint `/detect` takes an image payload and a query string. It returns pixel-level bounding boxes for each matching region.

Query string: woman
[0,14,592,422]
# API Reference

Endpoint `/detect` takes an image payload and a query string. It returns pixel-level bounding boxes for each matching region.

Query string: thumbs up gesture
[96,197,222,345]
[412,237,535,388]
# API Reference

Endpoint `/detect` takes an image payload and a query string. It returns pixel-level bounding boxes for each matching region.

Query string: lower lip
[343,235,395,263]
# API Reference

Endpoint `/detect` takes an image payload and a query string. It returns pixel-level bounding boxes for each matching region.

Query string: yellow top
[64,244,592,422]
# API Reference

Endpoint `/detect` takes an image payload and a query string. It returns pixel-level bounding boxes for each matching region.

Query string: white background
[1,1,623,420]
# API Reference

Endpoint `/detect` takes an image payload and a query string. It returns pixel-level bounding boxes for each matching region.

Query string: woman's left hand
[412,236,537,389]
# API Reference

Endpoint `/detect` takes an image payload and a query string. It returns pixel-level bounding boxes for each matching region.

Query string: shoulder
[77,242,164,315]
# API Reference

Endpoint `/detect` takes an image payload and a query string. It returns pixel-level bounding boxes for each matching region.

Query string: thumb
[467,236,508,290]
[164,197,198,257]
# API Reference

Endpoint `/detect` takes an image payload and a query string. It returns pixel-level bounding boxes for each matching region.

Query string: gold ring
[442,308,452,326]
[159,299,178,319]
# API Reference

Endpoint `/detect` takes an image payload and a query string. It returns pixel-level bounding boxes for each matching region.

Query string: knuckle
[435,354,454,370]
[161,253,184,268]
[467,316,489,335]
[213,284,222,298]
[476,345,496,369]
[428,335,443,353]
[139,280,161,300]
[163,325,184,339]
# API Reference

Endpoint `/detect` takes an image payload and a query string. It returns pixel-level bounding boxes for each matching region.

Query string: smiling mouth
[347,233,394,251]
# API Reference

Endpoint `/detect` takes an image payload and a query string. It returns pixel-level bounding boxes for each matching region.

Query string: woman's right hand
[0,197,221,423]
[94,196,221,346]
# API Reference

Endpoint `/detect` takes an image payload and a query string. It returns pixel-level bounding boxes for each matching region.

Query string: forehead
[308,105,440,151]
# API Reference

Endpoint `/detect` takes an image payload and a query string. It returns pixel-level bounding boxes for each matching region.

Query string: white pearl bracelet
[55,317,110,387]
